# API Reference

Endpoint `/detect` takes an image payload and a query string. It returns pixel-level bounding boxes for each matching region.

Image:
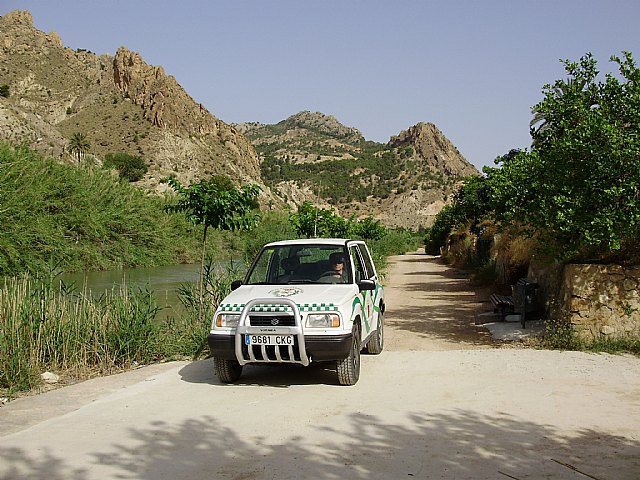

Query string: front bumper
[207,333,352,363]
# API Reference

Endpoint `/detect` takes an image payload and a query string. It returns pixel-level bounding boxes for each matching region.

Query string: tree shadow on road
[385,256,498,347]
[2,409,637,479]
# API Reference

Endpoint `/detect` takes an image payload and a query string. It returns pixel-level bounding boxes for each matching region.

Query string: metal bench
[490,293,514,320]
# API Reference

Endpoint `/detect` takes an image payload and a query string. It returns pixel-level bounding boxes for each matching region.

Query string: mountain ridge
[240,111,478,228]
[0,9,478,228]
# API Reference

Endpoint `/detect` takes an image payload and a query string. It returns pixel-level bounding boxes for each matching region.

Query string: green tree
[486,52,640,260]
[352,216,387,240]
[289,201,350,238]
[0,84,9,97]
[68,133,90,162]
[166,176,261,320]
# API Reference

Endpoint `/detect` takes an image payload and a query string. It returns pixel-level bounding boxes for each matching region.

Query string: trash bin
[511,279,539,328]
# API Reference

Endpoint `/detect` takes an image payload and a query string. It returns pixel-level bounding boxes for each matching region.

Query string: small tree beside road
[166,176,261,320]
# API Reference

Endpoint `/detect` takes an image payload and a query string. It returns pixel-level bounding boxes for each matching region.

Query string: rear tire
[365,309,384,355]
[336,323,361,385]
[213,357,243,383]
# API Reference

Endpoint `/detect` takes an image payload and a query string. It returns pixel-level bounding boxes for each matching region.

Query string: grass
[587,337,640,355]
[0,274,158,394]
[537,318,640,355]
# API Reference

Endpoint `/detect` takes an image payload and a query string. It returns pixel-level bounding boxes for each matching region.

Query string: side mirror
[358,279,375,291]
[230,280,242,291]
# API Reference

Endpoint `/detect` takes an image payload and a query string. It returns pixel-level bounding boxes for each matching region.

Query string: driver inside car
[317,252,348,283]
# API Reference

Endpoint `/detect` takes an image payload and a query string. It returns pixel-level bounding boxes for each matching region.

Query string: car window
[247,247,276,284]
[349,246,367,283]
[246,244,352,284]
[359,245,376,279]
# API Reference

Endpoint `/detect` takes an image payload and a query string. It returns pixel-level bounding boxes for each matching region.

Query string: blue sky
[3,1,639,169]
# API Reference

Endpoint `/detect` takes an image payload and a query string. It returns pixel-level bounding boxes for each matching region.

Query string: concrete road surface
[1,253,639,479]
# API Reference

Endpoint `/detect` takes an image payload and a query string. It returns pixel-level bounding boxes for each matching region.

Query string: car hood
[218,284,359,312]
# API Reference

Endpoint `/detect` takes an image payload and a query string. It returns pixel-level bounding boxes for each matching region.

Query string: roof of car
[264,238,361,247]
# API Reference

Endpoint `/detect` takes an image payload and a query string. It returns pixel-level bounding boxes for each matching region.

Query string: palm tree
[68,133,90,162]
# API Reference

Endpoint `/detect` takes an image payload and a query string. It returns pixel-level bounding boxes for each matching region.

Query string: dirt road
[1,252,639,479]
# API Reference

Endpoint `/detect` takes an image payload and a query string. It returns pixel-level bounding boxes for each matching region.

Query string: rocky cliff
[389,122,478,177]
[0,10,265,195]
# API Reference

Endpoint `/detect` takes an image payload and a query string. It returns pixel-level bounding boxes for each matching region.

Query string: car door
[348,244,375,338]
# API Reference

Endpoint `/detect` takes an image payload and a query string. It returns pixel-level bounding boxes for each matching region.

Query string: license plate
[246,334,294,346]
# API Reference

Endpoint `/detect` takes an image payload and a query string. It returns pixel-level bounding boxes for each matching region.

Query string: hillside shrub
[0,143,200,276]
[104,152,148,182]
[0,84,9,97]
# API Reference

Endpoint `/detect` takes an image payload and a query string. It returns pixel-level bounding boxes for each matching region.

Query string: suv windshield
[246,244,352,285]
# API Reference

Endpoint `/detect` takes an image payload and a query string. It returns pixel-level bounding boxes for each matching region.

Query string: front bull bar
[234,297,310,367]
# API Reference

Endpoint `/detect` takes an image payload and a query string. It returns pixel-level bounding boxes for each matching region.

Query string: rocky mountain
[0,10,266,196]
[0,9,478,229]
[238,112,478,228]
[389,122,478,178]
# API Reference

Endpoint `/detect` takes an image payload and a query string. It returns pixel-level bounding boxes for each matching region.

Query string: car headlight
[215,313,240,328]
[306,313,340,328]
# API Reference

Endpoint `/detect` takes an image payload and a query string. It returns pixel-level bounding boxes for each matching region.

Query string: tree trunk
[198,224,208,323]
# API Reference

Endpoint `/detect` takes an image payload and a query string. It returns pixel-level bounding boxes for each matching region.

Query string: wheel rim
[352,334,360,372]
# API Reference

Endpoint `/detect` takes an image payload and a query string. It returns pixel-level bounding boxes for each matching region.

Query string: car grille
[249,315,296,327]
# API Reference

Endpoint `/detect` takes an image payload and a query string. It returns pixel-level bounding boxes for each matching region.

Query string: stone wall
[561,264,640,343]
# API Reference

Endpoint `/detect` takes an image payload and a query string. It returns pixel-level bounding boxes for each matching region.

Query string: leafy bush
[289,201,388,240]
[0,84,9,97]
[235,210,296,264]
[485,52,640,261]
[424,205,456,255]
[289,201,348,238]
[351,216,387,240]
[367,228,423,271]
[424,175,488,255]
[104,152,148,182]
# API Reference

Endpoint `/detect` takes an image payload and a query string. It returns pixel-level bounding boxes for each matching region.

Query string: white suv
[207,238,384,385]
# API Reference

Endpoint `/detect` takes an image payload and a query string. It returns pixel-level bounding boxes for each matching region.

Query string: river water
[60,263,242,320]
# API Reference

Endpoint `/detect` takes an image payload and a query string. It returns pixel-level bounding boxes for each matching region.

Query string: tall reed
[0,265,244,394]
[0,274,160,394]
[166,260,246,358]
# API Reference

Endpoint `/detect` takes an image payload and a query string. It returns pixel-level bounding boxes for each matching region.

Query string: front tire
[336,323,361,385]
[213,357,243,383]
[365,309,384,355]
